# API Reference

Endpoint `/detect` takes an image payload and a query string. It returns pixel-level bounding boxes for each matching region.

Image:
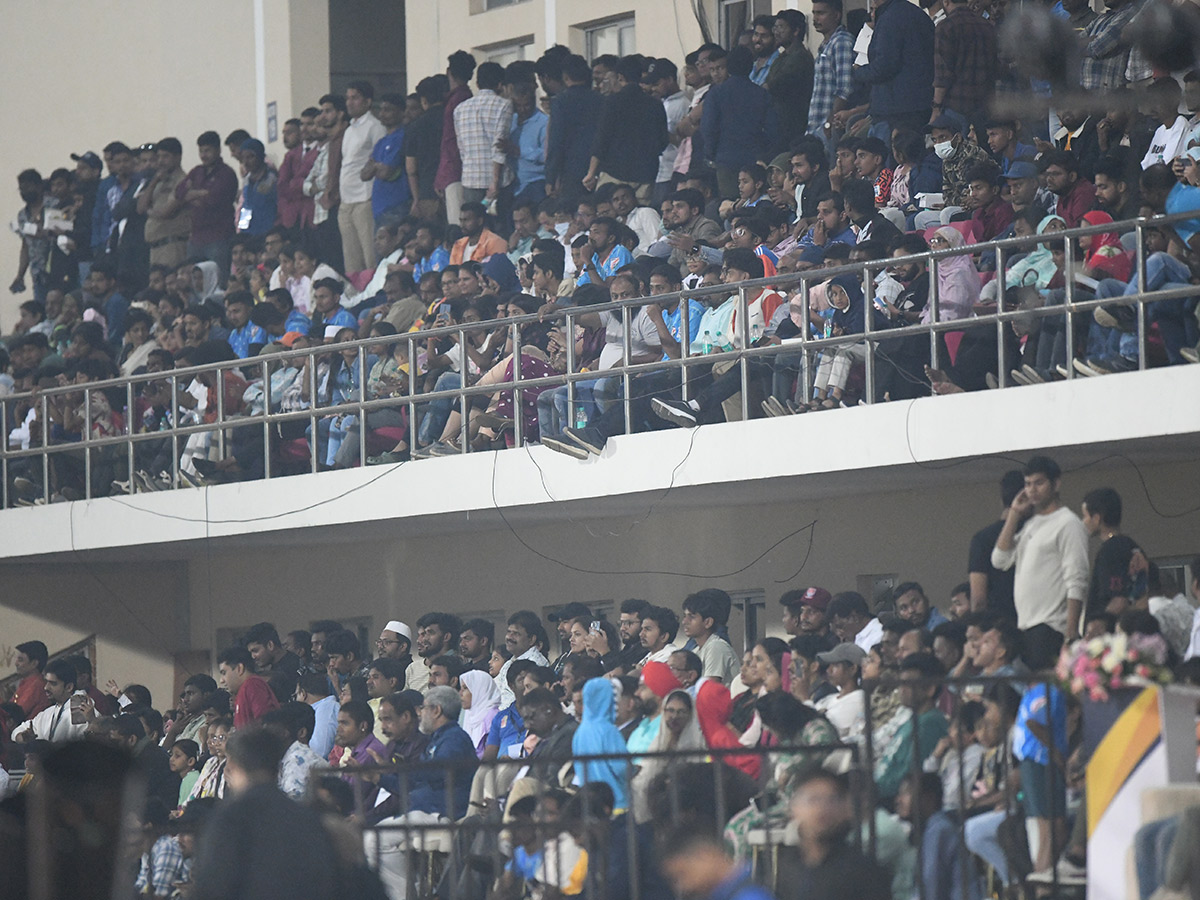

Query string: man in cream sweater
[992,455,1090,670]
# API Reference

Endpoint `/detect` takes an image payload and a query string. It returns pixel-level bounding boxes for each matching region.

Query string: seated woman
[802,273,888,410]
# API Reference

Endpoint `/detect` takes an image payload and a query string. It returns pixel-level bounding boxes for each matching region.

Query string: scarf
[458,670,500,754]
[930,227,981,322]
[631,689,706,823]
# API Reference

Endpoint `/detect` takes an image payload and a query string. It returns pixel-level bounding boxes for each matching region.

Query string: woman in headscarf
[803,274,887,410]
[695,681,762,780]
[572,677,631,812]
[190,260,224,307]
[630,688,705,823]
[458,669,501,759]
[925,226,981,323]
[1079,210,1132,283]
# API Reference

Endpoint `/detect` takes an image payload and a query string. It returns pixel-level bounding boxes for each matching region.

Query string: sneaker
[1093,304,1135,332]
[1022,364,1045,384]
[191,458,217,477]
[1028,857,1086,885]
[564,426,607,456]
[473,411,514,431]
[426,440,462,458]
[12,476,39,500]
[541,435,590,459]
[1073,358,1101,377]
[762,397,789,417]
[132,470,160,493]
[111,479,133,495]
[58,486,83,502]
[1182,347,1199,364]
[985,372,999,390]
[1056,364,1072,379]
[1009,369,1031,386]
[178,469,205,488]
[785,399,803,415]
[651,397,700,428]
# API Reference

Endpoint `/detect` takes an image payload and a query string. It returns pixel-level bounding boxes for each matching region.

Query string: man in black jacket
[546,54,602,204]
[583,56,669,203]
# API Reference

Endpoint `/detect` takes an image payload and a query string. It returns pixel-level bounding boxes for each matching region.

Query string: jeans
[965,809,1010,885]
[922,811,982,900]
[1135,815,1179,900]
[1149,295,1200,363]
[1093,253,1193,362]
[537,377,615,438]
[418,371,461,446]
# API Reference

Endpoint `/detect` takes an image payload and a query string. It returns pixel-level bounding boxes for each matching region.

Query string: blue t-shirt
[228,323,268,359]
[1012,683,1067,765]
[662,298,707,360]
[485,703,526,758]
[414,245,450,283]
[576,244,634,286]
[284,308,312,335]
[1166,182,1200,246]
[507,845,543,880]
[313,307,357,335]
[372,128,410,219]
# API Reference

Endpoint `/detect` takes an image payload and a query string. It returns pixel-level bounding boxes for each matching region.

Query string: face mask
[933,140,955,160]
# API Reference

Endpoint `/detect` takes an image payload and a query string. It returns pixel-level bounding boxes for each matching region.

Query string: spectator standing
[305,94,347,274]
[177,131,239,284]
[454,62,514,214]
[853,0,935,141]
[236,139,277,237]
[766,11,815,150]
[1080,0,1141,92]
[701,46,779,200]
[436,50,477,227]
[505,81,549,208]
[10,170,53,304]
[405,76,448,221]
[748,15,782,86]
[546,54,601,204]
[991,456,1089,669]
[1081,487,1143,620]
[136,138,190,269]
[642,59,690,204]
[338,80,387,272]
[70,150,103,282]
[363,93,411,226]
[276,110,319,237]
[104,142,150,293]
[931,0,998,131]
[584,56,670,202]
[968,470,1024,618]
[807,0,855,147]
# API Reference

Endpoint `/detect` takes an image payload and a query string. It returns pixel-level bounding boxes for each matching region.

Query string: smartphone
[590,620,601,633]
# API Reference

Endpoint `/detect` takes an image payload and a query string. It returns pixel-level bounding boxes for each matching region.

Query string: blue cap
[70,151,102,169]
[927,109,968,136]
[239,138,266,159]
[1000,161,1039,181]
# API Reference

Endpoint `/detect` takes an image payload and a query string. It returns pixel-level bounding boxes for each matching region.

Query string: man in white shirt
[992,456,1090,670]
[358,223,407,300]
[813,643,867,742]
[295,672,339,759]
[1140,77,1190,170]
[635,606,681,670]
[339,80,387,273]
[496,610,551,707]
[12,659,88,743]
[828,592,884,654]
[1181,557,1200,660]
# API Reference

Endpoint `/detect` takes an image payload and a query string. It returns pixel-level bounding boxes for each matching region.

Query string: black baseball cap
[548,602,592,622]
[641,59,678,84]
[70,151,102,170]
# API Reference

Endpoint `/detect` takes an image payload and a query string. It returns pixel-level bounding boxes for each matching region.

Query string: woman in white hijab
[190,260,224,305]
[458,670,501,759]
[630,688,706,823]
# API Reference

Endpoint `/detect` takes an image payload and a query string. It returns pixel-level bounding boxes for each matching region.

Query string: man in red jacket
[276,110,319,236]
[218,646,280,728]
[12,640,50,718]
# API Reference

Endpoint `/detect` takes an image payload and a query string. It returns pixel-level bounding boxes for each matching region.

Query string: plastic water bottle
[574,404,588,429]
[702,330,713,354]
[750,322,763,344]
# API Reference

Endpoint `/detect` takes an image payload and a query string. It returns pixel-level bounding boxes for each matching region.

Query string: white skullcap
[383,620,412,640]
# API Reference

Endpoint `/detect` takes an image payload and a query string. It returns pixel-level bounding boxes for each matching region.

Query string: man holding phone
[11,658,88,743]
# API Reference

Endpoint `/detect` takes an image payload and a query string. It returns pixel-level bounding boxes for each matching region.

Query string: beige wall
[0,0,329,332]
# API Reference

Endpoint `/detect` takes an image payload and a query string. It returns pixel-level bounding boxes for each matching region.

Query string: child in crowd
[923,700,986,810]
[169,738,201,808]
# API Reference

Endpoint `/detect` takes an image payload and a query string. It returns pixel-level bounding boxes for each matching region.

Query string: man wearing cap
[780,587,835,643]
[237,139,278,237]
[548,602,592,674]
[998,161,1051,221]
[177,131,239,283]
[376,621,414,670]
[814,643,866,742]
[136,138,190,268]
[916,110,991,228]
[643,60,690,206]
[70,151,103,282]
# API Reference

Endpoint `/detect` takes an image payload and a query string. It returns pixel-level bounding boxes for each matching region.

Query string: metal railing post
[125,381,135,491]
[995,245,1007,388]
[928,255,940,370]
[1064,235,1077,382]
[622,302,633,435]
[357,345,368,468]
[511,321,523,448]
[1135,221,1148,369]
[564,308,576,432]
[261,359,272,480]
[169,375,179,489]
[40,394,49,503]
[799,276,812,403]
[83,388,92,500]
[737,283,750,421]
[308,349,319,474]
[862,264,875,404]
[215,366,226,461]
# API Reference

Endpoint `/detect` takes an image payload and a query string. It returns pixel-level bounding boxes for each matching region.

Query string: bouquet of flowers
[1056,631,1174,702]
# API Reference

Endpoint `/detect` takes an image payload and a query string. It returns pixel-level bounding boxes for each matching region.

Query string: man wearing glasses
[375,620,414,674]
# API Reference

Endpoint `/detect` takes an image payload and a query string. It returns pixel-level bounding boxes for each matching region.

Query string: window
[718,0,773,49]
[728,589,766,653]
[472,0,532,11]
[583,17,636,62]
[480,38,533,67]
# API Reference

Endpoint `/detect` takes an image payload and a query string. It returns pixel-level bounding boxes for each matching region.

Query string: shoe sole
[1010,370,1030,386]
[1021,365,1044,384]
[1182,348,1199,364]
[1093,308,1121,330]
[564,430,605,456]
[651,398,698,428]
[1073,359,1100,377]
[542,437,590,459]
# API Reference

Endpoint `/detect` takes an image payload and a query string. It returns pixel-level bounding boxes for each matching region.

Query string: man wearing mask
[916,110,991,229]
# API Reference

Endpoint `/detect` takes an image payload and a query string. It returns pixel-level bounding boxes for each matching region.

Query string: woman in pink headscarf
[926,226,981,323]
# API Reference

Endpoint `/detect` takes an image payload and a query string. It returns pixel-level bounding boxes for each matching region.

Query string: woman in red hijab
[1079,210,1132,283]
[695,681,761,780]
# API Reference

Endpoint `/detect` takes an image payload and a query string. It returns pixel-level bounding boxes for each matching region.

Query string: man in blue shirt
[701,46,778,200]
[366,685,477,899]
[411,222,450,284]
[364,93,411,226]
[483,658,538,764]
[505,82,548,207]
[86,261,128,351]
[575,217,632,286]
[237,139,277,237]
[309,277,357,336]
[749,14,783,86]
[224,291,268,359]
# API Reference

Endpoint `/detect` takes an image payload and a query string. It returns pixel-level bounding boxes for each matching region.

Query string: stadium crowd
[3,455,1200,900]
[5,0,1200,501]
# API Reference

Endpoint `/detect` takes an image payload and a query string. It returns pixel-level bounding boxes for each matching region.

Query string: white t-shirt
[1142,116,1191,169]
[340,112,387,202]
[991,505,1090,634]
[597,308,662,369]
[815,689,866,742]
[854,617,884,653]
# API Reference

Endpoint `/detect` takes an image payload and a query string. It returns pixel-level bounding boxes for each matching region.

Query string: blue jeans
[922,811,982,900]
[1090,254,1192,361]
[1149,295,1200,363]
[537,377,615,437]
[1135,815,1179,900]
[965,809,1010,885]
[418,371,461,446]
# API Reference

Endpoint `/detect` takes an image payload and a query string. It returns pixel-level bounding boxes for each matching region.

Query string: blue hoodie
[572,677,630,811]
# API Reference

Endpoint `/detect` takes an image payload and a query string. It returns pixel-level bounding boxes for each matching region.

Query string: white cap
[323,324,342,339]
[383,620,412,641]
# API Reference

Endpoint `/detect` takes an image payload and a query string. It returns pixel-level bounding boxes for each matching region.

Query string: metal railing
[298,672,1068,900]
[3,211,1196,506]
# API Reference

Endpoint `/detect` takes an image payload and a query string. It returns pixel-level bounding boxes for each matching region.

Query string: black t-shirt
[775,841,891,900]
[403,105,444,198]
[968,519,1017,623]
[1087,534,1140,619]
